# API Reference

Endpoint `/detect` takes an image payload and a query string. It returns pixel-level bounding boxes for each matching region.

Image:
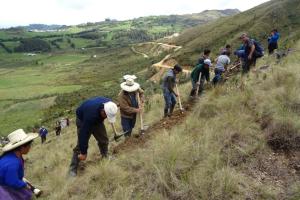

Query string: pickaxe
[110,123,127,141]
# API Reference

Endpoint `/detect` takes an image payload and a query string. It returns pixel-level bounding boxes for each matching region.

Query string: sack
[252,40,264,58]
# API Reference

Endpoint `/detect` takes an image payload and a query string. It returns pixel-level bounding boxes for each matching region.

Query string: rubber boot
[100,146,108,158]
[164,108,169,118]
[69,153,79,177]
[169,105,175,116]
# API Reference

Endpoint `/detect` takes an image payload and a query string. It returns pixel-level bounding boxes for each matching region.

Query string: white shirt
[215,55,230,71]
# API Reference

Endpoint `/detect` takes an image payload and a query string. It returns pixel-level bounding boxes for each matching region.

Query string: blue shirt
[39,128,48,137]
[0,152,27,189]
[268,32,280,44]
[76,97,111,154]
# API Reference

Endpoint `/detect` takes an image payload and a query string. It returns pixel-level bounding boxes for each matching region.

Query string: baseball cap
[103,102,118,123]
[204,59,212,67]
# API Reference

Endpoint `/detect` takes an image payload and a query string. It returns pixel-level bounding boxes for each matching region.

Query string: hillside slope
[172,0,300,64]
[22,40,300,200]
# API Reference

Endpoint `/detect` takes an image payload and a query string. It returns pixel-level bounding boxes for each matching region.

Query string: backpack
[252,39,264,58]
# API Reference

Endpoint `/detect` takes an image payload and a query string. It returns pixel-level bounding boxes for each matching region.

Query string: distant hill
[172,0,300,64]
[24,24,66,31]
[0,9,239,52]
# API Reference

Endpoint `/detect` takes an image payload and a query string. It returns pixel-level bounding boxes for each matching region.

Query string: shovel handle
[111,123,118,137]
[136,92,144,131]
[175,84,183,110]
[195,72,202,96]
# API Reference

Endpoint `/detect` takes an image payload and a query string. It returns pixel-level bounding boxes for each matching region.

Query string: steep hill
[171,0,300,64]
[23,40,300,200]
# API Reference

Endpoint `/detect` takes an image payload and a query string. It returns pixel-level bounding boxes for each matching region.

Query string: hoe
[110,123,127,141]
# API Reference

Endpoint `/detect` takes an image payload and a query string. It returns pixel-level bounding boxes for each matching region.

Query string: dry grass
[15,42,300,199]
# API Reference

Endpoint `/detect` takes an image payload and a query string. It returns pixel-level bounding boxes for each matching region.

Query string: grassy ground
[21,41,300,200]
[0,52,88,135]
[0,45,163,135]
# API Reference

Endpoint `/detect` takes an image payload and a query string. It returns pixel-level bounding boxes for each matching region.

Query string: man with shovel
[68,97,118,177]
[119,77,144,137]
[162,64,183,117]
[190,59,212,97]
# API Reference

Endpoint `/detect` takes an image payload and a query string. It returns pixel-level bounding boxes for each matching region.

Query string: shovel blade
[140,125,149,135]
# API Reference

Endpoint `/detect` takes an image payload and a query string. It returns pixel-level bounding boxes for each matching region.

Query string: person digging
[190,59,212,97]
[0,129,41,200]
[68,97,118,177]
[162,64,183,117]
[118,77,144,137]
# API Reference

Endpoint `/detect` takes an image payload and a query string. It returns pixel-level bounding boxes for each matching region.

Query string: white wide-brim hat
[2,129,38,152]
[123,75,137,81]
[120,78,140,92]
[104,102,118,123]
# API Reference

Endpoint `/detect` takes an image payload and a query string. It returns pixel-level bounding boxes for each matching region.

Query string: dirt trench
[112,100,195,154]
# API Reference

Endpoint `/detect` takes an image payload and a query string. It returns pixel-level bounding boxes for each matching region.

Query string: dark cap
[173,64,182,72]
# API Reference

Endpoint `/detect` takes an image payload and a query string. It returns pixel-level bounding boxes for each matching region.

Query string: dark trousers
[55,127,61,136]
[242,57,257,74]
[190,77,206,96]
[268,42,278,54]
[69,118,108,175]
[41,135,46,144]
[121,115,136,137]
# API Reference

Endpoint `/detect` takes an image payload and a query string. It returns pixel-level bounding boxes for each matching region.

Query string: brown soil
[112,100,195,154]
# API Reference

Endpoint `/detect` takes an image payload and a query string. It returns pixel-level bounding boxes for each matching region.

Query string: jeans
[212,68,224,85]
[121,115,136,137]
[163,88,176,115]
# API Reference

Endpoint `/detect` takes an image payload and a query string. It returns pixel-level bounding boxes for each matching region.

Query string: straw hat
[120,78,140,92]
[123,75,137,81]
[1,129,38,152]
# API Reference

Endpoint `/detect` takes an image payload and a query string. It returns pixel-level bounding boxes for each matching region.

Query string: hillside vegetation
[0,9,238,52]
[172,0,300,64]
[24,40,300,200]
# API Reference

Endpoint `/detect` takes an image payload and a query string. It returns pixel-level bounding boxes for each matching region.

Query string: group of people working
[0,31,279,199]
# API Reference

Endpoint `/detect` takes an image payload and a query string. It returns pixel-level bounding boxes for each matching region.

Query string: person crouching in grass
[212,51,231,85]
[0,129,38,200]
[119,76,144,137]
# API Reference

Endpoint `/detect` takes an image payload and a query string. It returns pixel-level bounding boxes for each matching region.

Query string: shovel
[136,93,148,134]
[175,83,184,113]
[23,178,42,198]
[195,72,202,97]
[110,123,127,141]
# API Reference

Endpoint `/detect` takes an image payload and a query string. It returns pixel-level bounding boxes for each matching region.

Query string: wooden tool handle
[175,84,183,110]
[111,123,117,136]
[136,92,144,130]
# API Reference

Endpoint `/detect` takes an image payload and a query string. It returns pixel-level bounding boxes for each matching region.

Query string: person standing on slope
[38,126,48,144]
[119,77,144,137]
[190,59,212,97]
[268,29,280,54]
[69,97,118,177]
[240,33,264,74]
[162,64,182,117]
[0,129,39,200]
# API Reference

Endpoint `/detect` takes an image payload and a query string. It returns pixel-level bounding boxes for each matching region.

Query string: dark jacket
[118,88,144,119]
[76,97,111,154]
[191,63,209,82]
